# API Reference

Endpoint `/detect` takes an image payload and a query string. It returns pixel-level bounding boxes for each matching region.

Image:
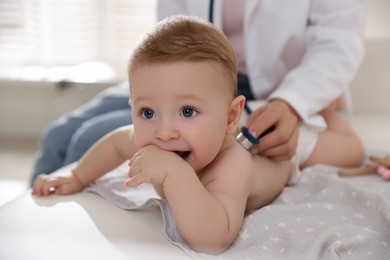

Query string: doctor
[158,0,368,160]
[30,0,368,183]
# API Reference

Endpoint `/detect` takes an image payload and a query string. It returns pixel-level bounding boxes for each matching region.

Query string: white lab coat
[157,0,368,129]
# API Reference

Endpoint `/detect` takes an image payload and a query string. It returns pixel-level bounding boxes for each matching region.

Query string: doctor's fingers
[255,116,298,153]
[248,99,299,139]
[247,108,281,141]
[246,105,267,127]
[256,126,299,161]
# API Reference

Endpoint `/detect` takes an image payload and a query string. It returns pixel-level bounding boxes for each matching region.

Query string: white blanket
[87,155,390,260]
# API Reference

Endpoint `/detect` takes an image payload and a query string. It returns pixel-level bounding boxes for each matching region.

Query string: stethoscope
[208,0,274,151]
[208,0,259,150]
[209,0,214,23]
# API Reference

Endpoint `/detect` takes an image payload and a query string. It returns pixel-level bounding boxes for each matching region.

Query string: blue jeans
[30,83,131,185]
[30,75,253,185]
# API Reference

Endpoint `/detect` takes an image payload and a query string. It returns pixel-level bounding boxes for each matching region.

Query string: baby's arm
[32,125,136,196]
[126,143,253,254]
[168,148,253,253]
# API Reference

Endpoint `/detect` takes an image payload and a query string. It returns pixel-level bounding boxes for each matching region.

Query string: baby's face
[129,61,232,172]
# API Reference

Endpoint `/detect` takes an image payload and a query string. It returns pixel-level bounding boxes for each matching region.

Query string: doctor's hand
[246,99,299,161]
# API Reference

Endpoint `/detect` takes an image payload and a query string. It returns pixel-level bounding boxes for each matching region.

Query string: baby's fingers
[129,151,141,167]
[32,175,58,196]
[128,158,141,178]
[31,174,47,196]
[125,175,145,188]
[53,177,76,195]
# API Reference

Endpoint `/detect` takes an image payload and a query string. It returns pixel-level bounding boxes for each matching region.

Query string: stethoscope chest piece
[235,126,259,150]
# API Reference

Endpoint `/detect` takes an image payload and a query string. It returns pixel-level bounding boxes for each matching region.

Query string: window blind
[0,0,156,79]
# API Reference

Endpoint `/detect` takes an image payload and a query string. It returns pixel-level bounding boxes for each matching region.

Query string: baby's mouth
[174,151,191,160]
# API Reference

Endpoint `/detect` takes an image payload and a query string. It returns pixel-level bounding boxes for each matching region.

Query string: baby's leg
[302,111,364,168]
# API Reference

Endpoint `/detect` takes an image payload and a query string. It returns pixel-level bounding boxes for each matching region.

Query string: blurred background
[0,0,389,206]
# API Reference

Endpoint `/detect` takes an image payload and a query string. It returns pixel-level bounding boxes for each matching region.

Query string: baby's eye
[180,106,198,118]
[140,108,155,119]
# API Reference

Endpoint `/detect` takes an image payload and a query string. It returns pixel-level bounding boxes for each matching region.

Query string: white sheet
[86,159,390,259]
[0,185,190,260]
[1,151,389,260]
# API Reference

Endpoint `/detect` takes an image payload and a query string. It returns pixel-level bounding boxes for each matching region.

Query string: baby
[32,15,363,254]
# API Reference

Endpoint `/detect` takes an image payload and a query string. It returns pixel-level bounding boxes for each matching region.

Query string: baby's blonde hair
[128,15,237,98]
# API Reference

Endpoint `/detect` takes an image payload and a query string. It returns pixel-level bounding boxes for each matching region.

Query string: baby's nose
[155,121,179,141]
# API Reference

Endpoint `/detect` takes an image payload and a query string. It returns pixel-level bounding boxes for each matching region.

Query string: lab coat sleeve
[268,0,369,129]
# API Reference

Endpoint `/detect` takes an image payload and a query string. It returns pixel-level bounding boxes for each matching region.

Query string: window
[0,0,157,81]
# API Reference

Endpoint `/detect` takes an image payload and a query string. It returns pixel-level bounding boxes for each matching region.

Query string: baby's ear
[128,99,132,107]
[227,95,245,135]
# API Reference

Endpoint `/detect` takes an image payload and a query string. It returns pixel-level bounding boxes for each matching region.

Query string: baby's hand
[125,145,189,188]
[32,170,84,196]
